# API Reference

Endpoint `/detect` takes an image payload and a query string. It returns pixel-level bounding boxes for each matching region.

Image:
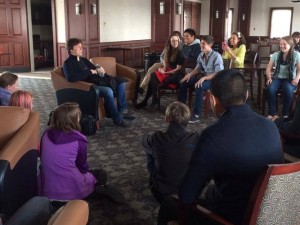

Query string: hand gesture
[158,67,166,74]
[180,73,191,83]
[195,77,206,88]
[291,77,300,86]
[265,77,272,86]
[96,67,105,75]
[91,69,98,74]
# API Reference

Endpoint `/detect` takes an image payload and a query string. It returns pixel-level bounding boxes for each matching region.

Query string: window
[269,8,293,38]
[226,8,233,40]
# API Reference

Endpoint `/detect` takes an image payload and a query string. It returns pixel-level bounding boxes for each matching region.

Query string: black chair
[243,51,259,100]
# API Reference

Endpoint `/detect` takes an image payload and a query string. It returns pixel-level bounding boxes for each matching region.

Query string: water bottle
[95,64,105,77]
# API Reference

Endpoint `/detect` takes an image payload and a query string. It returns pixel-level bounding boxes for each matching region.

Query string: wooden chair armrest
[191,204,234,225]
[280,130,300,141]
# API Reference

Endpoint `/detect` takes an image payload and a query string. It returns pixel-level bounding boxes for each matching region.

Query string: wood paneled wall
[58,0,184,68]
[238,0,252,38]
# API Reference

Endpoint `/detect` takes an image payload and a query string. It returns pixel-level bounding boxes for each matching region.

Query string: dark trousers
[157,184,220,225]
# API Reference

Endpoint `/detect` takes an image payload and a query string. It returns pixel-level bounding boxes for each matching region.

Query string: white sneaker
[189,114,200,123]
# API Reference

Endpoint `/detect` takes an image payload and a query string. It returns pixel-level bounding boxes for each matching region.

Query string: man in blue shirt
[179,35,224,123]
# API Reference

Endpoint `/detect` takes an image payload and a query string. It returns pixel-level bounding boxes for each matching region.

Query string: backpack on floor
[80,114,97,136]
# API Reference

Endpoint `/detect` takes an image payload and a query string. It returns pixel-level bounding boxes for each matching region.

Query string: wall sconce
[215,10,219,19]
[75,3,81,15]
[160,2,165,15]
[91,3,96,15]
[176,3,182,15]
[242,13,245,21]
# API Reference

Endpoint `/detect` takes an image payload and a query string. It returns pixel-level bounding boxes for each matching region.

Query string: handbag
[80,114,97,136]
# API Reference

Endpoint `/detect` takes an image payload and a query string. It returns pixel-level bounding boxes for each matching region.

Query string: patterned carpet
[19,76,219,225]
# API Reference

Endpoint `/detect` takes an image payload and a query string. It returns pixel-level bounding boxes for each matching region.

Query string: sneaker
[138,87,145,96]
[119,109,135,120]
[189,114,200,123]
[114,120,131,128]
[95,184,126,204]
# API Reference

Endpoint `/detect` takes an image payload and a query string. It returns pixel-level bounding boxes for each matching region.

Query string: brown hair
[66,38,82,55]
[164,34,181,65]
[51,102,82,132]
[0,72,18,88]
[165,101,191,126]
[8,90,33,110]
[281,36,295,50]
[229,31,246,47]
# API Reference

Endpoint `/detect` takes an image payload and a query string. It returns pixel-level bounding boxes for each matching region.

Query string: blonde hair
[8,90,33,110]
[165,101,191,126]
[51,102,81,132]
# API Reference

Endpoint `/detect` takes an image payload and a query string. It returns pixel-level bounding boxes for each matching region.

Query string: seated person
[135,34,185,108]
[139,31,183,95]
[272,96,300,159]
[8,90,33,110]
[140,101,199,202]
[181,28,201,72]
[38,103,125,204]
[292,31,300,52]
[265,36,300,120]
[222,31,246,67]
[157,69,284,225]
[0,72,19,106]
[63,38,133,128]
[179,35,224,123]
[0,196,54,225]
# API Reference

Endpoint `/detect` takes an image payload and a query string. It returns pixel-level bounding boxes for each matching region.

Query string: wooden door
[184,1,201,35]
[0,0,30,72]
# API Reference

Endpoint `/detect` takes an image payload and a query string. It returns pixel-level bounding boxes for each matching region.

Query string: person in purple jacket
[38,102,112,203]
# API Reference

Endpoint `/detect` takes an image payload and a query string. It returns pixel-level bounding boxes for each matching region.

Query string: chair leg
[262,91,266,116]
[249,75,254,100]
[204,91,210,119]
[188,88,193,109]
[157,88,161,109]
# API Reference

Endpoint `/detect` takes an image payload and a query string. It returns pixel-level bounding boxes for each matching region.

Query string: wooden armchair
[0,107,39,217]
[187,162,300,225]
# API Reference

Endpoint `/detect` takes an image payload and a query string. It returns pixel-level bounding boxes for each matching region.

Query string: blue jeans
[267,79,296,117]
[178,77,211,116]
[194,80,211,115]
[178,76,198,105]
[116,82,127,113]
[95,85,123,124]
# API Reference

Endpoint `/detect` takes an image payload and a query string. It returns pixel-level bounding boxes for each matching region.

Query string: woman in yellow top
[222,31,246,67]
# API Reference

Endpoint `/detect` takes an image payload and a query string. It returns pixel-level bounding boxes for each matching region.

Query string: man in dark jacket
[63,38,133,127]
[141,101,199,202]
[157,69,283,225]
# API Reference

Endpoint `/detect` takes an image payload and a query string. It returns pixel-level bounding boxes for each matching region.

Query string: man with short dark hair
[157,69,284,225]
[181,28,201,70]
[63,38,133,127]
[179,35,223,123]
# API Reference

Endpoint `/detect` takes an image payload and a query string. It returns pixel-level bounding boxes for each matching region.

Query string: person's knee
[102,87,114,97]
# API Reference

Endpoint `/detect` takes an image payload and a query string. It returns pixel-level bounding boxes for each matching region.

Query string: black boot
[135,83,152,109]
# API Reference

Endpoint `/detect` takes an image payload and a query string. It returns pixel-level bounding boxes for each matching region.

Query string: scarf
[273,51,294,81]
